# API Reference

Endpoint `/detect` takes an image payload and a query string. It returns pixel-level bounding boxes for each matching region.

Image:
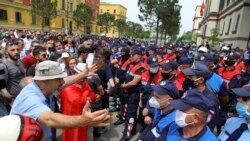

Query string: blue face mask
[236,102,250,118]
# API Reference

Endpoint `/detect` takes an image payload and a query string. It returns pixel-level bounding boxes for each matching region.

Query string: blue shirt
[166,123,217,141]
[218,117,250,141]
[206,72,228,96]
[10,82,51,141]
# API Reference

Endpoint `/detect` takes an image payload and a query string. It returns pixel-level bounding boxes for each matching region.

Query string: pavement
[57,100,141,141]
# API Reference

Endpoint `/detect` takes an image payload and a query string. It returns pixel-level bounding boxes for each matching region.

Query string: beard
[8,54,20,61]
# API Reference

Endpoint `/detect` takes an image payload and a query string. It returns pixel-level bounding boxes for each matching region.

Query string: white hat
[74,63,87,73]
[33,60,67,80]
[61,52,69,58]
[198,46,208,53]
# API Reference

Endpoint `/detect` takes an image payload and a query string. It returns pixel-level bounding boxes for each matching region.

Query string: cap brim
[182,68,195,76]
[149,63,159,67]
[196,61,211,66]
[153,85,166,95]
[232,87,250,97]
[171,99,192,111]
[33,72,67,80]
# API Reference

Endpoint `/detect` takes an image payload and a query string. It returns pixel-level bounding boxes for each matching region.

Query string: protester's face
[31,43,40,51]
[47,78,65,93]
[36,51,47,62]
[18,41,24,49]
[69,59,77,70]
[7,45,20,61]
[148,50,155,56]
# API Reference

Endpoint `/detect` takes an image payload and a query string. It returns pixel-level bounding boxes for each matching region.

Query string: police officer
[163,44,176,61]
[119,48,146,141]
[196,53,229,133]
[167,89,217,141]
[138,80,180,141]
[113,46,131,125]
[218,86,250,141]
[140,56,162,131]
[182,63,220,130]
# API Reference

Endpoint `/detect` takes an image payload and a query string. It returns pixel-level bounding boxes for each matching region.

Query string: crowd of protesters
[0,29,250,141]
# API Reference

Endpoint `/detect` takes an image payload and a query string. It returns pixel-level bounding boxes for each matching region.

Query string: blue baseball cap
[162,60,179,70]
[148,45,157,52]
[147,56,159,67]
[196,53,215,65]
[232,86,250,97]
[182,63,210,78]
[153,80,180,99]
[178,57,193,65]
[131,48,142,56]
[171,89,215,114]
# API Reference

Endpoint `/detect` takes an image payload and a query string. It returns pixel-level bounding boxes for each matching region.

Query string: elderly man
[138,80,180,141]
[166,89,217,140]
[218,86,250,141]
[10,60,110,141]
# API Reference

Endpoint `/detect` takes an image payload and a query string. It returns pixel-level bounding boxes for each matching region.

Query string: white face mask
[149,66,159,74]
[175,110,194,127]
[149,97,160,109]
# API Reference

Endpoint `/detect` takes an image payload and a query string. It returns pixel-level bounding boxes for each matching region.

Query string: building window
[219,0,225,11]
[114,9,116,14]
[226,18,231,35]
[222,21,225,35]
[44,18,50,26]
[227,0,230,6]
[62,0,65,10]
[15,12,22,23]
[62,18,65,28]
[0,9,7,21]
[233,14,240,34]
[70,2,73,12]
[32,15,36,25]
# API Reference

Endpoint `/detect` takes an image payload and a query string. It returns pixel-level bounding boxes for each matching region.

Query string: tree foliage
[123,21,149,39]
[73,3,93,34]
[115,19,126,37]
[178,31,193,41]
[97,12,115,35]
[138,0,181,43]
[30,0,57,32]
[206,27,223,45]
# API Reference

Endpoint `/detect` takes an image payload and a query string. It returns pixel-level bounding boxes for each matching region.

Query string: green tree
[115,19,126,37]
[206,27,222,45]
[138,0,181,44]
[73,3,93,34]
[124,21,144,39]
[178,31,193,41]
[97,12,115,35]
[30,0,57,32]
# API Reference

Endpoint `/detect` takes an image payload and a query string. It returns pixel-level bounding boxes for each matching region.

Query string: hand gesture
[80,100,110,127]
[144,116,152,125]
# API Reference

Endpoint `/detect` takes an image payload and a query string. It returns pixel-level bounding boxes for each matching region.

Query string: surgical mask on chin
[149,67,159,74]
[236,102,250,118]
[149,97,160,109]
[175,110,194,127]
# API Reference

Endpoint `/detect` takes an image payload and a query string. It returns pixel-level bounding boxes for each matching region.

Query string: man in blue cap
[119,48,146,141]
[138,80,180,141]
[196,53,229,134]
[166,89,217,141]
[182,63,220,131]
[140,55,162,131]
[218,86,250,141]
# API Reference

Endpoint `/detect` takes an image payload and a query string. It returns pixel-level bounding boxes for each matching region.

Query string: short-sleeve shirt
[4,60,25,98]
[10,82,51,141]
[96,64,113,89]
[218,117,250,141]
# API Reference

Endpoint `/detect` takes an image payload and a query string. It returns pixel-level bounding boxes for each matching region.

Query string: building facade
[100,2,127,37]
[199,0,250,48]
[192,5,203,45]
[0,0,100,34]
